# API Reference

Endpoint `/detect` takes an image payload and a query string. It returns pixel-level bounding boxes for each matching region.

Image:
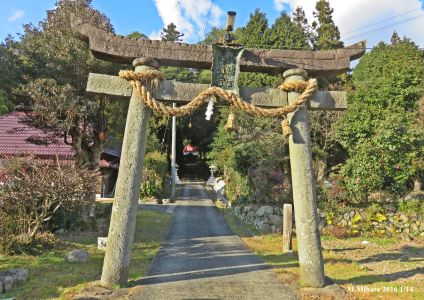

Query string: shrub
[140,151,168,198]
[398,198,424,217]
[6,232,58,255]
[224,167,250,204]
[0,156,96,254]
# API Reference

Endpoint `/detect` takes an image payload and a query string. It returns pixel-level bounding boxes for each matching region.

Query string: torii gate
[71,18,365,288]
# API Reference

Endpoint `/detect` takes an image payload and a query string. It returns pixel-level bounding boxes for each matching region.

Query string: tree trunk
[70,125,104,221]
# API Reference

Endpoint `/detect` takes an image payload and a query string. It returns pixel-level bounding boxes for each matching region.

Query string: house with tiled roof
[0,110,121,197]
[0,110,75,164]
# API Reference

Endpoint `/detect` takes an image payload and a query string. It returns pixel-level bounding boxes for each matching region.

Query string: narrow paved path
[131,180,297,300]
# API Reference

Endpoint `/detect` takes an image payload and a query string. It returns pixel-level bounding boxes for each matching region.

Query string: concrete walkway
[130,180,298,300]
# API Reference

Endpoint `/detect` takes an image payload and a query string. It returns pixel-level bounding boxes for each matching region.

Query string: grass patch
[0,209,172,300]
[347,235,398,246]
[220,208,424,300]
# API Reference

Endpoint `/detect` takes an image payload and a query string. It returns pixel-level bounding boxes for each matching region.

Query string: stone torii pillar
[100,58,157,286]
[284,69,325,287]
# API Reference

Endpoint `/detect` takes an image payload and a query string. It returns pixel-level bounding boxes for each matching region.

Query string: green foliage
[265,12,310,49]
[0,89,10,115]
[236,9,268,47]
[351,41,424,110]
[398,198,424,217]
[128,31,148,39]
[140,151,168,198]
[161,66,196,82]
[207,7,317,204]
[312,0,343,50]
[161,22,184,42]
[239,72,278,88]
[201,27,226,45]
[335,39,424,201]
[292,6,314,46]
[10,0,126,166]
[0,40,22,112]
[19,78,82,132]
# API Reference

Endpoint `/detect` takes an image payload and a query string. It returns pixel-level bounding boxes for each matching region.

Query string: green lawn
[0,209,172,300]
[220,208,424,300]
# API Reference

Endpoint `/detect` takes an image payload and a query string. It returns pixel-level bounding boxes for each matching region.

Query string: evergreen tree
[161,23,184,42]
[312,0,343,50]
[265,11,310,49]
[128,31,148,40]
[391,30,401,45]
[292,6,315,46]
[236,9,268,47]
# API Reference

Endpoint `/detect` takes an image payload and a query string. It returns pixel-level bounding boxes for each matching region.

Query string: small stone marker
[98,237,108,250]
[0,269,29,294]
[65,249,90,263]
[282,204,293,253]
[0,276,13,293]
[0,269,29,284]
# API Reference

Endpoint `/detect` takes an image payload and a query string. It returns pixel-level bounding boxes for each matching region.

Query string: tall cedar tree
[292,6,315,47]
[265,11,310,49]
[161,23,184,42]
[391,30,401,45]
[236,9,268,47]
[312,0,343,50]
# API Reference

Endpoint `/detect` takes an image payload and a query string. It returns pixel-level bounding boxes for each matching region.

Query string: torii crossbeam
[72,19,366,289]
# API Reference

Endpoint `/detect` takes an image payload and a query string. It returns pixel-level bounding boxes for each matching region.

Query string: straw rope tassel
[281,118,292,137]
[225,111,235,130]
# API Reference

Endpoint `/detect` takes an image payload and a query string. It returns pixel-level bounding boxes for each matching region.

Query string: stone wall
[230,204,424,237]
[319,208,424,237]
[231,205,284,233]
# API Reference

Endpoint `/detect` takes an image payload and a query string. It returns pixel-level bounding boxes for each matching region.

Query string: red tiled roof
[0,111,75,160]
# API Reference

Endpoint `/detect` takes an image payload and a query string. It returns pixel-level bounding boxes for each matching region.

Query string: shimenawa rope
[118,70,317,137]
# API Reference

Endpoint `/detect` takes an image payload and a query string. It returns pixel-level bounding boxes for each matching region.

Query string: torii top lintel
[71,19,366,77]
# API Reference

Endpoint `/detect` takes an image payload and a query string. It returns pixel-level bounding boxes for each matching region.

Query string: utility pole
[170,102,177,200]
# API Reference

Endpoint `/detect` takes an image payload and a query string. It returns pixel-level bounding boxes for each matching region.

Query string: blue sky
[1,0,424,49]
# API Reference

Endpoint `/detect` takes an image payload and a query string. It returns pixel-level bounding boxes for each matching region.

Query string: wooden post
[282,203,293,253]
[284,69,325,287]
[100,58,156,287]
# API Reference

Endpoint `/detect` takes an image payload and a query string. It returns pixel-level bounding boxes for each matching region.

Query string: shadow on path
[129,180,297,300]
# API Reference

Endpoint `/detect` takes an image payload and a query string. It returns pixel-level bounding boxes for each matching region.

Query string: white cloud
[273,0,424,47]
[148,30,161,40]
[274,0,286,11]
[7,10,25,22]
[153,0,224,42]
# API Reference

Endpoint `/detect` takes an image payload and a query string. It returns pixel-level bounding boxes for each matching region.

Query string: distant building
[0,110,121,196]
